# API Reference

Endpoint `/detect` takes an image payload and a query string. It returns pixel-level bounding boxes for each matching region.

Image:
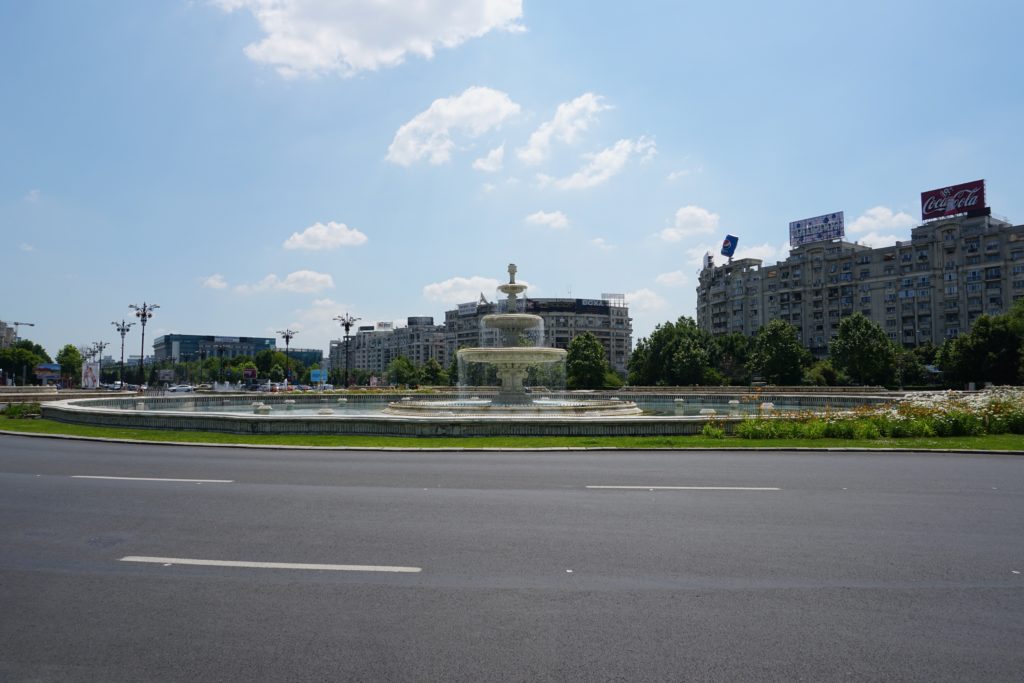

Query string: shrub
[701,421,725,439]
[931,409,984,437]
[2,402,41,419]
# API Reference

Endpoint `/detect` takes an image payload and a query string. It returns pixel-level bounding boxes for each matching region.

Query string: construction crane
[10,321,34,344]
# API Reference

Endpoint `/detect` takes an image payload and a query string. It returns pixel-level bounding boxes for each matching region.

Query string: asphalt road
[1,435,1022,681]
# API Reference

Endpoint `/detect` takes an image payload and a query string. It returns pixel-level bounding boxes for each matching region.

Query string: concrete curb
[2,428,1023,455]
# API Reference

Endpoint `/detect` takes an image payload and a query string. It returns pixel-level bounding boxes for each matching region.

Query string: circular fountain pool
[40,390,898,438]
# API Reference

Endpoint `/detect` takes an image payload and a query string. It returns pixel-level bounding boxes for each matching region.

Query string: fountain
[384,264,640,417]
[39,263,899,437]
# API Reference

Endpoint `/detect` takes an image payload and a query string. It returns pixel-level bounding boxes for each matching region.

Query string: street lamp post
[333,313,361,389]
[276,329,297,388]
[217,345,227,383]
[111,320,134,389]
[92,340,109,385]
[128,302,159,387]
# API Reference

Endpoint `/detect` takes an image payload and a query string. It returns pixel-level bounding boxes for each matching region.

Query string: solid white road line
[586,485,781,491]
[72,475,234,483]
[120,556,422,573]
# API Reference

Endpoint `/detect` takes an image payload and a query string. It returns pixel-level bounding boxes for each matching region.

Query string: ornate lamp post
[276,329,297,388]
[111,320,134,389]
[216,345,227,383]
[333,313,361,388]
[92,340,109,384]
[128,302,159,386]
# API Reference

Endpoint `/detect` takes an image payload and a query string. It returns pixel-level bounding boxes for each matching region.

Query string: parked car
[166,384,194,393]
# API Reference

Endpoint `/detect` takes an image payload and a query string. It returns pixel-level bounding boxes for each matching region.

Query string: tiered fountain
[384,264,640,417]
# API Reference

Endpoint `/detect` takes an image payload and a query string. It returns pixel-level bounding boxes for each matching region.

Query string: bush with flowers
[733,388,1024,440]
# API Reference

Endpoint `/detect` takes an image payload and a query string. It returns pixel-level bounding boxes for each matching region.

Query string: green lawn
[2,417,1022,451]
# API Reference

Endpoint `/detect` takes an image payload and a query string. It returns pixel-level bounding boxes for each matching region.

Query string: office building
[697,182,1023,355]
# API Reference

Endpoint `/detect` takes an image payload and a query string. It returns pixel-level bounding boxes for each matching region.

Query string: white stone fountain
[385,264,640,417]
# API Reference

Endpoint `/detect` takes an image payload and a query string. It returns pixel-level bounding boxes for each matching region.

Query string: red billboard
[920,179,985,220]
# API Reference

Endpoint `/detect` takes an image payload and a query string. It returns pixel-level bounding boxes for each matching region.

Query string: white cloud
[845,207,916,248]
[666,165,703,181]
[472,144,505,173]
[23,189,40,202]
[423,275,502,305]
[848,206,917,234]
[481,182,497,193]
[852,231,903,249]
[201,274,228,289]
[525,210,569,230]
[214,0,524,78]
[625,288,668,312]
[20,243,35,253]
[659,205,720,242]
[282,221,368,250]
[655,270,688,287]
[386,86,521,166]
[735,241,789,264]
[539,136,656,190]
[590,237,615,251]
[235,270,334,294]
[516,93,610,165]
[287,297,359,349]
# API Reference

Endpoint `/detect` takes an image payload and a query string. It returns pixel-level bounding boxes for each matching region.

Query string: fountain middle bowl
[457,346,567,364]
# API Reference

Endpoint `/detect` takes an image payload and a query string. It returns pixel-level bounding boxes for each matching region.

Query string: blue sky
[4,0,1023,360]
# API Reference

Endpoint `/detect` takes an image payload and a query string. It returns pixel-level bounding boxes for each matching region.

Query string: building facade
[444,296,633,376]
[0,321,16,349]
[153,334,276,362]
[330,317,448,379]
[697,212,1024,355]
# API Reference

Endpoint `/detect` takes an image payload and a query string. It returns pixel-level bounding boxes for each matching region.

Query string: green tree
[627,317,716,386]
[894,346,928,387]
[937,314,1022,386]
[254,349,289,374]
[828,313,896,385]
[55,344,83,387]
[712,332,751,385]
[803,359,846,386]
[566,332,610,389]
[14,339,52,363]
[750,319,810,385]
[387,356,419,387]
[420,358,450,386]
[269,364,285,382]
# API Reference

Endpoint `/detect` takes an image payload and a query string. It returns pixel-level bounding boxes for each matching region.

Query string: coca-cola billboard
[920,179,985,220]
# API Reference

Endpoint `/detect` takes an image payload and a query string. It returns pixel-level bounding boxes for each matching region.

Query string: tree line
[6,300,1022,390]
[625,298,1024,388]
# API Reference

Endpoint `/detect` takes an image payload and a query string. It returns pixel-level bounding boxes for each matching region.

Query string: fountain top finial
[508,263,517,284]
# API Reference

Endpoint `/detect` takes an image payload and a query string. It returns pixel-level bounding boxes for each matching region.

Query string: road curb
[2,428,1023,455]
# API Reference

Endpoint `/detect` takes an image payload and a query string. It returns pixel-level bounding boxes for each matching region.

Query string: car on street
[166,384,194,392]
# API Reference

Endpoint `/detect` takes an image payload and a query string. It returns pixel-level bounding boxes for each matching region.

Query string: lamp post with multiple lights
[92,340,109,384]
[333,313,361,388]
[277,329,297,388]
[111,320,134,389]
[128,302,158,386]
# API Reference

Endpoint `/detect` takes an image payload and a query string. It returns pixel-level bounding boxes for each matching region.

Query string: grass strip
[2,418,1022,451]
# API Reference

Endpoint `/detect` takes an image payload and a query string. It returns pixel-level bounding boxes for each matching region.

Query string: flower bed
[733,388,1024,440]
